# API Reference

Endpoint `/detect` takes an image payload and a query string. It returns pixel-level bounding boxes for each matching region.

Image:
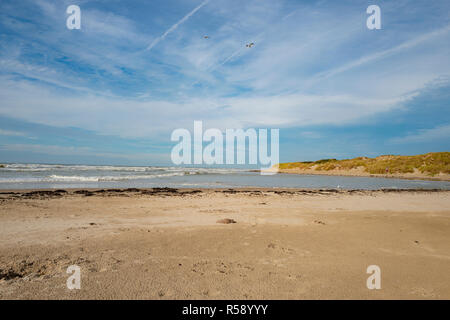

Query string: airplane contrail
[145,0,210,51]
[312,24,450,82]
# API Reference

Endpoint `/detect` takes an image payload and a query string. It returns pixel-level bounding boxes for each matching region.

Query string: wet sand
[0,188,449,299]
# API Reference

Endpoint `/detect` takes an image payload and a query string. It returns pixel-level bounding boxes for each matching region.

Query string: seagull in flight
[203,35,210,39]
[246,42,254,48]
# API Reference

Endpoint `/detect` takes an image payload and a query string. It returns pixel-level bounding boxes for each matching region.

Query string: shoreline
[276,168,450,181]
[0,187,449,198]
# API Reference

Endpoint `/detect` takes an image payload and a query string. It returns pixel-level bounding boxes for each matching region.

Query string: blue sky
[0,0,449,165]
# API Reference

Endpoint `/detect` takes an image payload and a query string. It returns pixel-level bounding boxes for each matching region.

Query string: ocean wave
[0,172,187,183]
[0,163,247,175]
[1,164,150,172]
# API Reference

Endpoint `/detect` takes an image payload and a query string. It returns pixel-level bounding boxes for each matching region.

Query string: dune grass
[278,152,450,176]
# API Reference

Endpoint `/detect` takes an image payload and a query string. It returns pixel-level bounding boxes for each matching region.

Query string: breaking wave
[0,164,247,184]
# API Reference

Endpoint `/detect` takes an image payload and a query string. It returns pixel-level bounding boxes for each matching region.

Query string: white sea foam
[0,172,188,183]
[0,163,246,174]
[0,163,249,185]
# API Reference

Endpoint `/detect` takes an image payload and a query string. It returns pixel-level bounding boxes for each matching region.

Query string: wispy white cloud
[0,74,411,139]
[0,60,121,98]
[0,0,449,153]
[300,131,322,139]
[390,124,450,144]
[0,129,27,137]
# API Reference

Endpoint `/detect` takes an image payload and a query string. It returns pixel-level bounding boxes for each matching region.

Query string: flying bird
[246,42,254,48]
[203,35,209,39]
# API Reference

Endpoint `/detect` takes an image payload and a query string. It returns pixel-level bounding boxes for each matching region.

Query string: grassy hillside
[279,152,450,176]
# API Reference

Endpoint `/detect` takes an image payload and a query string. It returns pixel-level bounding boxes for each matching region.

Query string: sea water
[0,163,449,190]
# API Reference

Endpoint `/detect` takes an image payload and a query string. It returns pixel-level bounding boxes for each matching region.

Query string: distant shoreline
[275,168,450,181]
[275,152,450,181]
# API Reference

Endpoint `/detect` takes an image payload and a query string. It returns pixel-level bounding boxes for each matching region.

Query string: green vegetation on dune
[279,152,450,176]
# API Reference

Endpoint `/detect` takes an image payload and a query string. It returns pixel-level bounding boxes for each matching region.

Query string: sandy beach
[0,188,449,299]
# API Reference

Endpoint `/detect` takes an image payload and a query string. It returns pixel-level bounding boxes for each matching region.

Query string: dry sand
[0,188,449,299]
